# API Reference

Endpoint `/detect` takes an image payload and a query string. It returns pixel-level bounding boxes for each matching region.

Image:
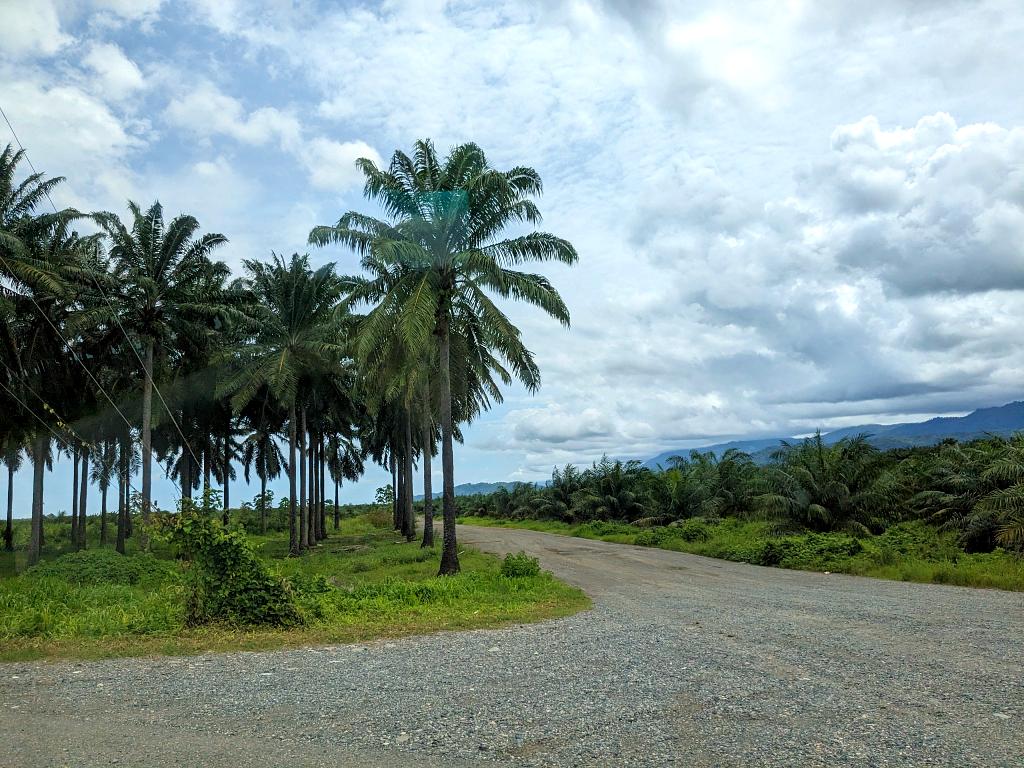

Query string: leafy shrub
[27,550,178,587]
[576,521,635,539]
[166,513,302,628]
[501,551,541,578]
[365,505,393,529]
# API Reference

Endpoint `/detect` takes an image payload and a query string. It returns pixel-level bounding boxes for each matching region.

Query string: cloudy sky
[1,0,1023,509]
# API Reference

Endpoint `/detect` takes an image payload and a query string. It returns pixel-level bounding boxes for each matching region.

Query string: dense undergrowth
[458,516,1024,591]
[0,512,587,661]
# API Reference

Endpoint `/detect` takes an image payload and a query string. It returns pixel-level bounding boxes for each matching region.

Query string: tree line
[0,139,577,573]
[461,433,1024,552]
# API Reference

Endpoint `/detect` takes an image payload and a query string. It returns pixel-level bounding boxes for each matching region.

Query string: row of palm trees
[0,139,578,573]
[462,434,1024,551]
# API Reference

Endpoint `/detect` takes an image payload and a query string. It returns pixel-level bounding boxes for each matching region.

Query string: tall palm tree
[2,437,24,550]
[219,253,346,555]
[310,139,577,573]
[93,201,230,536]
[240,396,286,534]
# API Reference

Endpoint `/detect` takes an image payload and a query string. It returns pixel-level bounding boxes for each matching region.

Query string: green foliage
[166,513,302,628]
[501,551,541,578]
[27,549,177,587]
[375,485,395,505]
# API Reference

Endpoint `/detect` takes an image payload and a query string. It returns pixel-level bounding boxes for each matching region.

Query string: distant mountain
[414,481,533,501]
[644,401,1024,468]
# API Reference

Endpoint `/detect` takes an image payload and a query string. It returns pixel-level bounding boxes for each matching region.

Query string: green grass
[0,514,589,662]
[458,516,1024,592]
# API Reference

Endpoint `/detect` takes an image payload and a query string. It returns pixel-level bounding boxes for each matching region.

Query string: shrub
[365,506,393,529]
[501,551,541,578]
[27,550,178,587]
[166,513,302,628]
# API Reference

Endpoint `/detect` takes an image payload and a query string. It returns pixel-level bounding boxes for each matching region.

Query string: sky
[1,0,1023,512]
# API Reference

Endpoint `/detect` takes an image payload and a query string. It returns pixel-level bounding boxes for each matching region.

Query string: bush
[501,551,541,578]
[166,513,302,628]
[27,550,178,587]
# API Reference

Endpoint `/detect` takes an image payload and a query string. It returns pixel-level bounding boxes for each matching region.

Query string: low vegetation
[453,434,1024,591]
[0,512,588,662]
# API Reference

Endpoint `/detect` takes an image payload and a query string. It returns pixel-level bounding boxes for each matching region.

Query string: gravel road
[3,525,1022,767]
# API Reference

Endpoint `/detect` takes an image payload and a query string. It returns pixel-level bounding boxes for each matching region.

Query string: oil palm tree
[240,396,287,534]
[93,201,230,533]
[310,139,577,573]
[219,253,345,554]
[2,436,24,550]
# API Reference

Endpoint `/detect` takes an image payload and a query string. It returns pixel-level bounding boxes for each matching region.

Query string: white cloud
[163,81,301,150]
[0,0,72,58]
[82,42,145,100]
[301,138,380,192]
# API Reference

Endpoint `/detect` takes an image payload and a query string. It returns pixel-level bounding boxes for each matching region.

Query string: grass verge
[0,515,589,662]
[457,515,1024,592]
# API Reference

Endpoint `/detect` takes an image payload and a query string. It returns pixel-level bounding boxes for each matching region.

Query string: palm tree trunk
[333,477,339,530]
[311,434,318,542]
[116,437,127,555]
[203,448,211,499]
[78,445,90,550]
[391,454,399,529]
[299,407,308,551]
[71,446,79,548]
[438,320,459,574]
[317,438,325,540]
[421,424,434,548]
[260,472,268,535]
[182,456,191,501]
[28,434,45,566]
[395,447,405,533]
[222,430,230,527]
[4,464,14,552]
[100,482,108,547]
[403,410,415,542]
[140,339,154,548]
[288,404,298,555]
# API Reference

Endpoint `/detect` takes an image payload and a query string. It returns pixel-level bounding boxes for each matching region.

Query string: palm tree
[310,139,577,573]
[240,397,286,534]
[754,433,893,534]
[91,439,117,546]
[2,437,24,550]
[219,253,345,555]
[93,201,230,537]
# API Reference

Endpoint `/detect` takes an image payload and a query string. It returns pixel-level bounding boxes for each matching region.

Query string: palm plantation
[309,140,578,573]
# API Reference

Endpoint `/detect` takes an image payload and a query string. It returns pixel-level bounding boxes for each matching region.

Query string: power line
[1,101,203,475]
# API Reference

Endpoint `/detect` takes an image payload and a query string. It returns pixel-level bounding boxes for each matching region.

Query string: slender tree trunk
[403,410,415,542]
[182,456,191,501]
[28,434,45,566]
[140,340,154,548]
[391,454,399,529]
[421,425,434,548]
[4,465,14,551]
[288,404,298,555]
[116,437,126,554]
[222,430,230,527]
[333,477,339,530]
[71,446,79,548]
[78,445,89,550]
[203,448,211,499]
[319,436,327,540]
[100,483,108,547]
[309,430,318,544]
[299,408,308,551]
[220,417,230,528]
[438,321,459,574]
[260,472,268,534]
[395,448,405,534]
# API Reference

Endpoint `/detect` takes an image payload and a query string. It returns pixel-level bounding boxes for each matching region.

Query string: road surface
[3,524,1022,767]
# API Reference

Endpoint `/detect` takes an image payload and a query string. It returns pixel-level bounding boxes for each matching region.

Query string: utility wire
[1,101,203,474]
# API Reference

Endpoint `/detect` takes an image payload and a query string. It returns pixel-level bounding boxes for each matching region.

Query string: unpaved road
[3,525,1022,767]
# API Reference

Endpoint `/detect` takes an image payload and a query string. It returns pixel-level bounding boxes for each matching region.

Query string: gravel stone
[2,524,1022,767]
